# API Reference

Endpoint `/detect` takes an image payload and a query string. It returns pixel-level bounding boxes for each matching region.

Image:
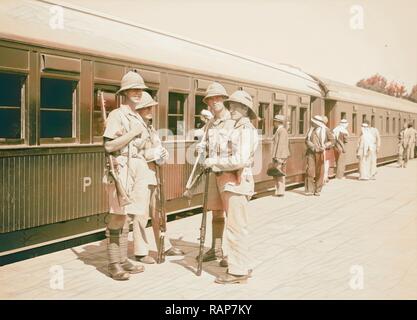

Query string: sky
[62,0,417,91]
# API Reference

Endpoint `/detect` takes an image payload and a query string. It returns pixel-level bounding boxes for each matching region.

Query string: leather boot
[120,222,144,274]
[106,228,130,281]
[198,216,225,262]
[215,272,249,284]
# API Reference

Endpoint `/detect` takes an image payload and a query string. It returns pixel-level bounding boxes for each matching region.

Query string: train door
[324,100,336,129]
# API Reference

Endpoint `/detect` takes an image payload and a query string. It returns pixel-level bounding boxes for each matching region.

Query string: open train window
[287,106,296,135]
[194,95,206,129]
[168,92,187,137]
[371,115,375,127]
[299,107,307,135]
[352,113,357,134]
[40,78,77,142]
[341,112,346,120]
[393,118,396,133]
[0,73,25,143]
[93,85,119,141]
[273,104,283,117]
[258,103,269,136]
[380,116,384,133]
[362,114,367,124]
[386,117,390,134]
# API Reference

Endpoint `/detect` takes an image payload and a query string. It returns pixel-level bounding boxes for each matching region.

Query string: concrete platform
[1,160,416,300]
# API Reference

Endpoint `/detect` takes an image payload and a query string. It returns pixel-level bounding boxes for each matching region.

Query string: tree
[407,85,417,102]
[356,74,387,93]
[356,74,411,99]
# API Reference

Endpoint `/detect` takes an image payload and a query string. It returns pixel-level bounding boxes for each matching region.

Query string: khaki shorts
[206,172,224,211]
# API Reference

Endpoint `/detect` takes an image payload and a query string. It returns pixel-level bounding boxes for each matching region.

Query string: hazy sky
[64,0,417,91]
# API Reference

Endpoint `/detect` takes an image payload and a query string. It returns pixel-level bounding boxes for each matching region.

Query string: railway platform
[1,160,416,300]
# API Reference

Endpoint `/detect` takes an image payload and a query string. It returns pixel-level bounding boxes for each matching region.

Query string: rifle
[99,90,132,207]
[156,164,167,264]
[183,118,213,200]
[196,168,210,276]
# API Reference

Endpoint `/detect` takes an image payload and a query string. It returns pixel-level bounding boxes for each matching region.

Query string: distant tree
[407,85,417,102]
[357,74,412,100]
[356,74,387,93]
[385,82,407,98]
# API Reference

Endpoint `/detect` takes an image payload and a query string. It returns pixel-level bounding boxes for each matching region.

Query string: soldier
[398,123,415,168]
[195,82,233,267]
[357,121,375,180]
[271,114,290,196]
[332,119,349,179]
[132,92,184,264]
[203,90,259,284]
[322,116,333,183]
[398,123,408,167]
[305,115,335,196]
[102,71,149,280]
[369,122,381,179]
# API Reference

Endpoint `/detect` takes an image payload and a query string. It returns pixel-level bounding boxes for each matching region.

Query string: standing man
[332,119,349,179]
[131,92,184,264]
[357,121,375,180]
[102,71,149,280]
[322,116,333,183]
[271,114,290,196]
[399,123,415,168]
[369,122,381,179]
[305,115,335,196]
[407,124,416,159]
[398,123,408,168]
[195,82,233,267]
[204,90,259,284]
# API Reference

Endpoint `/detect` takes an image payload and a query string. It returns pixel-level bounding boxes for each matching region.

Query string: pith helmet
[224,90,257,120]
[116,71,148,95]
[135,91,157,110]
[274,114,286,122]
[202,82,228,104]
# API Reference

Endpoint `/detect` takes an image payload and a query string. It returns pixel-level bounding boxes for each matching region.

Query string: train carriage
[0,0,416,259]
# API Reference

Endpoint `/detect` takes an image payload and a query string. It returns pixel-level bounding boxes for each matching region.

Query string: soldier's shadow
[71,240,110,278]
[168,238,227,279]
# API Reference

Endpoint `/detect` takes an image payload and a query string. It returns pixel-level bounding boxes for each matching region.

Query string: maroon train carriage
[0,0,416,260]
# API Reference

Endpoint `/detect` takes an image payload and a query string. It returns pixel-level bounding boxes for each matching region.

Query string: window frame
[298,106,308,135]
[167,91,188,140]
[257,102,270,137]
[39,75,79,144]
[0,71,27,145]
[92,83,120,144]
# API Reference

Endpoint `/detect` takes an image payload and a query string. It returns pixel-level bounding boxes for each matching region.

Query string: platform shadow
[169,238,227,279]
[71,241,109,277]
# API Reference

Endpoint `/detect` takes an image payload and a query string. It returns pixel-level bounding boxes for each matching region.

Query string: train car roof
[0,0,322,97]
[320,77,417,114]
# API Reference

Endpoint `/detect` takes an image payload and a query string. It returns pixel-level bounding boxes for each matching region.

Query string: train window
[299,107,307,134]
[371,115,375,127]
[258,103,269,135]
[0,73,25,141]
[352,113,357,134]
[380,116,384,132]
[341,112,346,120]
[168,92,186,136]
[287,106,296,134]
[393,118,396,133]
[40,78,77,139]
[273,104,283,117]
[194,95,206,129]
[362,114,367,124]
[93,86,119,139]
[386,117,390,134]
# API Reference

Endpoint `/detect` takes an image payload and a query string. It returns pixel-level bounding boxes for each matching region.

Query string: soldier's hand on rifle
[196,141,207,154]
[204,157,216,169]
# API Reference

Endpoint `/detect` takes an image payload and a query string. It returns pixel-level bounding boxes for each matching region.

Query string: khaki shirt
[209,117,259,197]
